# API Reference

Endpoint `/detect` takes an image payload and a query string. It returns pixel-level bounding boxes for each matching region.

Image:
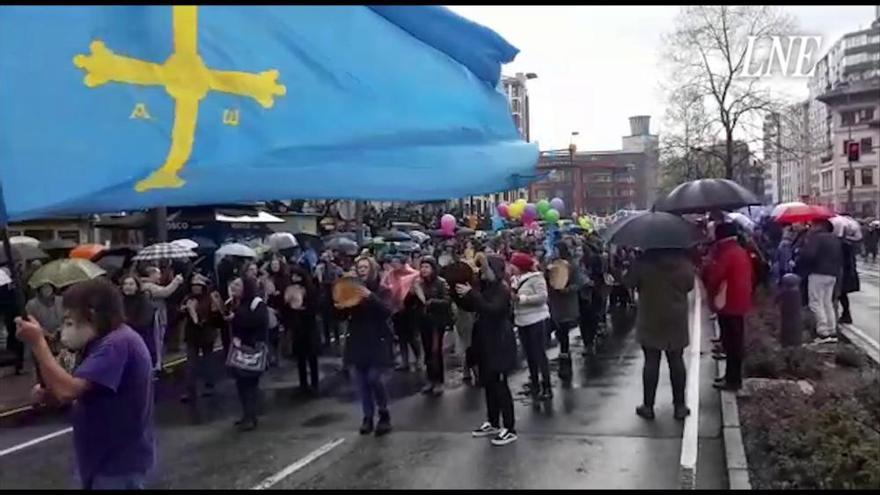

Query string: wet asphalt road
[0,308,717,489]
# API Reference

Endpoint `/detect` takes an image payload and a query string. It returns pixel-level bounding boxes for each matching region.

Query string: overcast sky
[448,5,876,152]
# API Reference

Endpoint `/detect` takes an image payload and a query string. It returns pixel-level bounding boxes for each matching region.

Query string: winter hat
[510,252,536,272]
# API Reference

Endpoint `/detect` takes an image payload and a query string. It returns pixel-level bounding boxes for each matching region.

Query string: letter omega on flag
[72,5,287,192]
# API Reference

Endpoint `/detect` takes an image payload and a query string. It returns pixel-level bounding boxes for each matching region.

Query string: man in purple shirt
[16,278,155,490]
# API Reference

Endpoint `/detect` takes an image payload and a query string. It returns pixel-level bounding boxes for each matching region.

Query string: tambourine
[548,259,571,290]
[332,276,368,309]
[440,260,476,286]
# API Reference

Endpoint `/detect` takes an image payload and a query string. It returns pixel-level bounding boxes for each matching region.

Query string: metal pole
[0,179,43,384]
[354,200,365,246]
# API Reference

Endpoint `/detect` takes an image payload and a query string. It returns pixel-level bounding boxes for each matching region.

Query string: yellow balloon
[509,202,525,219]
[515,198,527,207]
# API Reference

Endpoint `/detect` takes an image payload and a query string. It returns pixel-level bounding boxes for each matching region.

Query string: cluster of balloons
[440,213,456,236]
[497,197,565,227]
[577,215,594,232]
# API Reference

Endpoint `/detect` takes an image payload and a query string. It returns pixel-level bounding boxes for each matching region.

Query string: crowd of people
[6,204,877,489]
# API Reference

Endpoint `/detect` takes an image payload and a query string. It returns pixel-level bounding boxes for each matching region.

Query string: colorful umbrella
[773,204,834,225]
[27,258,106,289]
[70,243,107,260]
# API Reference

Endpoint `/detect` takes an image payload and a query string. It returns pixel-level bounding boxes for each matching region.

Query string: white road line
[0,427,72,458]
[252,437,345,490]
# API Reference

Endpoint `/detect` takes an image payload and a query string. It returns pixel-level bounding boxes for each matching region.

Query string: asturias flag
[0,6,538,221]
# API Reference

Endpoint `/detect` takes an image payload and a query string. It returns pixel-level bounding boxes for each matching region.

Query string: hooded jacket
[462,255,518,373]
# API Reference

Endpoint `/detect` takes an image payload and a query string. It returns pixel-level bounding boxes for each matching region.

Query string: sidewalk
[0,346,195,417]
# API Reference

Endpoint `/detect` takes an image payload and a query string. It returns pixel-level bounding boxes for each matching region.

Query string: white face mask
[60,318,95,351]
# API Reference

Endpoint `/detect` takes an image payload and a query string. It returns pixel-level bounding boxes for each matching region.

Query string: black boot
[540,383,553,401]
[375,410,392,436]
[359,417,374,435]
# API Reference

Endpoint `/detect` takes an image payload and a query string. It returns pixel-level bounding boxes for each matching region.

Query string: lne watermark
[739,35,823,78]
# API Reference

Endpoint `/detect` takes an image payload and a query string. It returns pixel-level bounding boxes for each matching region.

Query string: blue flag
[0,6,537,221]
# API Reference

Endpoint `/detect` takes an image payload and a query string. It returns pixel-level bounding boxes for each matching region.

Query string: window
[841,111,856,126]
[843,169,855,188]
[57,230,81,243]
[22,229,53,241]
[862,137,874,154]
[845,34,867,48]
[858,108,875,123]
[862,168,874,186]
[821,170,833,191]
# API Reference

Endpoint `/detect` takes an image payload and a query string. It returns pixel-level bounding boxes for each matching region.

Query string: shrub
[744,346,823,380]
[835,346,864,369]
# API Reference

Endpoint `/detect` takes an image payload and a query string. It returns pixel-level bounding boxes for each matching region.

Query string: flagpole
[0,178,40,383]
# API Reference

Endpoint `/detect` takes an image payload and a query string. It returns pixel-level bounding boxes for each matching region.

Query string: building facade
[763,101,812,204]
[810,14,880,216]
[529,116,659,215]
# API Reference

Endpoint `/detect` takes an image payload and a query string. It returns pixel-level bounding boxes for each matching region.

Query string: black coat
[461,282,517,374]
[231,298,269,347]
[342,293,395,369]
[279,284,321,356]
[840,241,860,294]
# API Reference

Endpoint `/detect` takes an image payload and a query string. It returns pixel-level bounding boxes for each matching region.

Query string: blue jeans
[87,473,146,490]
[351,365,389,419]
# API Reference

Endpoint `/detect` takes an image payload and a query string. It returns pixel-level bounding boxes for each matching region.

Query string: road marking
[0,427,72,458]
[252,437,345,490]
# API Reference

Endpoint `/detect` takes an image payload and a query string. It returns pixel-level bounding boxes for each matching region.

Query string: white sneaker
[490,428,518,446]
[472,422,500,438]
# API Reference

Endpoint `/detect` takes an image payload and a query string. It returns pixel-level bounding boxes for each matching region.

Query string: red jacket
[702,238,753,316]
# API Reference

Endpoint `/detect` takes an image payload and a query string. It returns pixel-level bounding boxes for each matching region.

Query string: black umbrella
[654,178,760,214]
[376,229,412,242]
[294,233,324,254]
[391,222,424,232]
[606,211,701,250]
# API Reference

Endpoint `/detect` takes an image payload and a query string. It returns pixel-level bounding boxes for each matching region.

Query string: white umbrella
[409,230,430,244]
[268,232,298,251]
[10,235,40,247]
[171,239,199,250]
[830,215,862,242]
[725,212,755,233]
[0,267,11,287]
[216,243,258,259]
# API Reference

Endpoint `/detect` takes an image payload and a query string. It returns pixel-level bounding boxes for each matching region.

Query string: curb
[715,352,751,490]
[679,282,702,490]
[839,324,880,365]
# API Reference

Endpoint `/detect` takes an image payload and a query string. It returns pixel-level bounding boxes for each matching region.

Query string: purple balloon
[524,203,538,217]
[550,197,565,213]
[522,209,537,224]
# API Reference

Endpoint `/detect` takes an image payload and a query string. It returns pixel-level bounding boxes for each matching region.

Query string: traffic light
[848,141,860,162]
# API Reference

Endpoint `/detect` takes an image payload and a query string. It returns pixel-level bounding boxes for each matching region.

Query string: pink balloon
[440,214,456,231]
[522,209,537,224]
[497,202,510,219]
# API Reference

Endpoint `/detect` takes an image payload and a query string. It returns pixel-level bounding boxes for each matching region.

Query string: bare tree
[658,84,723,191]
[662,6,796,180]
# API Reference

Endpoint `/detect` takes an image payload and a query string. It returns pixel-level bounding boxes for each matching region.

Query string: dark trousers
[839,293,851,321]
[610,286,631,308]
[552,320,577,355]
[296,352,319,391]
[220,326,231,360]
[393,312,420,367]
[519,319,551,388]
[421,326,444,384]
[641,347,686,407]
[579,297,597,351]
[234,375,261,421]
[352,365,389,419]
[484,371,515,431]
[718,315,744,387]
[185,339,216,394]
[321,309,340,347]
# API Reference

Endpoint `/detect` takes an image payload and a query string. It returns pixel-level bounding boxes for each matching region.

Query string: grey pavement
[851,261,880,350]
[0,307,717,490]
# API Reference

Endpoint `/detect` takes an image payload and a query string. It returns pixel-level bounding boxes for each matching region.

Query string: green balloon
[537,199,551,216]
[545,208,560,223]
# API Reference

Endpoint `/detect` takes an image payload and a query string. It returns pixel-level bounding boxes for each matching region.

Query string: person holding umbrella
[140,267,184,371]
